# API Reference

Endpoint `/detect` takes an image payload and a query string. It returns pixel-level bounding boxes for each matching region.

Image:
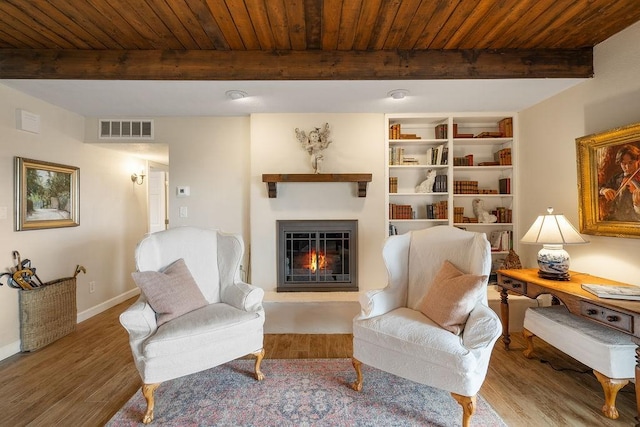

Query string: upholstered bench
[523,305,635,420]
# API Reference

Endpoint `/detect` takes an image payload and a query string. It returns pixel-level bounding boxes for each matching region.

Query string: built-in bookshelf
[386,113,517,280]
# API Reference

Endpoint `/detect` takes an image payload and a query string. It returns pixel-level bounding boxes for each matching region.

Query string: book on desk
[581,283,640,301]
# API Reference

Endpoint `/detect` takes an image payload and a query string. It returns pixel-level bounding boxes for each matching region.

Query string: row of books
[389,123,420,140]
[453,207,464,223]
[452,206,512,223]
[390,175,448,193]
[498,117,513,138]
[432,174,448,192]
[426,201,448,219]
[389,177,398,193]
[453,180,509,195]
[453,180,479,194]
[435,124,454,139]
[389,148,419,165]
[394,143,511,168]
[389,147,405,165]
[459,217,479,224]
[427,144,448,165]
[494,148,512,165]
[389,204,414,219]
[389,201,450,220]
[392,117,512,141]
[455,148,512,167]
[492,207,512,223]
[435,123,474,138]
[489,230,512,252]
[499,178,511,194]
[453,154,474,166]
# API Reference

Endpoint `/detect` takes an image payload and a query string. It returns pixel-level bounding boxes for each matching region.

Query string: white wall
[0,84,148,359]
[249,114,387,292]
[86,116,250,236]
[519,21,640,284]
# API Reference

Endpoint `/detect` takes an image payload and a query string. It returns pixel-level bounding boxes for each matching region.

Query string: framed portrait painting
[15,157,80,231]
[576,122,640,238]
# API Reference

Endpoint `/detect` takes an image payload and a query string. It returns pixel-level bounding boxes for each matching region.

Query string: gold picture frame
[576,122,640,238]
[15,157,80,231]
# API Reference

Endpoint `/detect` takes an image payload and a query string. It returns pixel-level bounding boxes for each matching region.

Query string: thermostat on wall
[176,186,190,197]
[16,109,41,134]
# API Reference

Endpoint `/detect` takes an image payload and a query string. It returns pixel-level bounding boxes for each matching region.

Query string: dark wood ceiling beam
[0,48,593,79]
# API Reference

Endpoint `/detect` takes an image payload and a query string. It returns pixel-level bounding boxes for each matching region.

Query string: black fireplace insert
[277,220,358,292]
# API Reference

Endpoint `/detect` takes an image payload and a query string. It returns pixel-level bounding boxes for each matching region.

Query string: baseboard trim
[0,341,21,362]
[0,289,141,363]
[77,288,140,323]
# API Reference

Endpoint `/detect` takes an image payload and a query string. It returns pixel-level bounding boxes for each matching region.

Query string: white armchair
[120,227,265,424]
[352,226,502,427]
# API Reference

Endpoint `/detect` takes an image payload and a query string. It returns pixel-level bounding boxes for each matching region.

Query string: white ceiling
[2,78,585,164]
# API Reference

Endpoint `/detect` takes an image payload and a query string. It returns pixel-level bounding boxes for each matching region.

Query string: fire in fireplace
[277,220,358,292]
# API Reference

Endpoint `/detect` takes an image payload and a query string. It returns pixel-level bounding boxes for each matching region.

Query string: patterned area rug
[107,359,505,426]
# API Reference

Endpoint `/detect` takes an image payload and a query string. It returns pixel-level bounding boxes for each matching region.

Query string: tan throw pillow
[132,258,208,326]
[417,260,486,335]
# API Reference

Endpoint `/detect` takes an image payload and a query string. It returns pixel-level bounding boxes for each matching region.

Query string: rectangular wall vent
[99,119,154,140]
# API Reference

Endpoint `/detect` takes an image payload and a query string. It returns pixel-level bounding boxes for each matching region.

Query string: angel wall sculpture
[295,123,332,173]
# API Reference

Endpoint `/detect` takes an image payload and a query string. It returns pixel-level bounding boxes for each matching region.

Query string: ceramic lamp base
[537,244,570,281]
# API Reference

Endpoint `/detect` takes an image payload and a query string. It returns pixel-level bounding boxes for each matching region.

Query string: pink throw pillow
[417,260,486,334]
[132,258,208,326]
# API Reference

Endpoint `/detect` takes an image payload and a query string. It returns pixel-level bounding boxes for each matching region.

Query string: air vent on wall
[99,119,154,140]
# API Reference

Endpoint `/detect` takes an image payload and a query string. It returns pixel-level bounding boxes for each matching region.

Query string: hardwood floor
[0,297,636,426]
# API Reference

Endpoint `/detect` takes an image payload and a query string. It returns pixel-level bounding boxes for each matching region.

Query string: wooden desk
[497,268,640,422]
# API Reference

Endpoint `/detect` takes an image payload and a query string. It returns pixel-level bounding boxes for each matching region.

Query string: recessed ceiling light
[387,89,409,100]
[225,90,247,100]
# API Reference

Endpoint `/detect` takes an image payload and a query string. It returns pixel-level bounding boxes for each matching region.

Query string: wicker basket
[19,277,77,352]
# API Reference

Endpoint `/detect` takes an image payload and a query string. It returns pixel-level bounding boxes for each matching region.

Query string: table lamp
[520,207,589,280]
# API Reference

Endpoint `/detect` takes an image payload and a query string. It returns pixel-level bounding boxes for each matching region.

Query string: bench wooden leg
[522,328,535,358]
[593,370,629,419]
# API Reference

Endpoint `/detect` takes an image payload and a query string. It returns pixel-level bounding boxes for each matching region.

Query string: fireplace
[277,220,358,292]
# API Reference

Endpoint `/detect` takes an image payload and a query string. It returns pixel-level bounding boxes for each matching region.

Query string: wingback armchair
[120,227,265,424]
[352,226,502,427]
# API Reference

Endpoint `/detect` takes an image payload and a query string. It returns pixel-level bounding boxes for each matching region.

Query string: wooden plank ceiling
[0,0,639,80]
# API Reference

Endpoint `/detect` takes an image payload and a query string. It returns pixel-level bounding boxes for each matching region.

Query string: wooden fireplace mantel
[261,173,373,198]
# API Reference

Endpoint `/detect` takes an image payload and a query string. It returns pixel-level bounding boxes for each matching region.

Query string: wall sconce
[131,170,146,185]
[521,207,589,280]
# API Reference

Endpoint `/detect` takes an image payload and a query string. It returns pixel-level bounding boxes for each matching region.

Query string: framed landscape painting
[15,157,80,231]
[576,122,640,238]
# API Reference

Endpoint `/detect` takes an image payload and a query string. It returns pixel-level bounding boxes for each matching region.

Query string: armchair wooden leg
[522,328,535,358]
[451,393,476,427]
[351,357,363,391]
[594,370,629,419]
[141,382,160,424]
[252,348,265,381]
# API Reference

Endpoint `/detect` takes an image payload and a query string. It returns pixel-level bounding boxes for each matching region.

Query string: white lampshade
[521,208,588,245]
[521,207,588,280]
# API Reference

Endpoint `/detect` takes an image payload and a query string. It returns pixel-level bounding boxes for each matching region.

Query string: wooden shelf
[262,173,373,198]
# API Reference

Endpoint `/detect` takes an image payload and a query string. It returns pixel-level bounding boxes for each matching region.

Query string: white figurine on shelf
[473,198,498,223]
[295,123,332,173]
[415,169,437,193]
